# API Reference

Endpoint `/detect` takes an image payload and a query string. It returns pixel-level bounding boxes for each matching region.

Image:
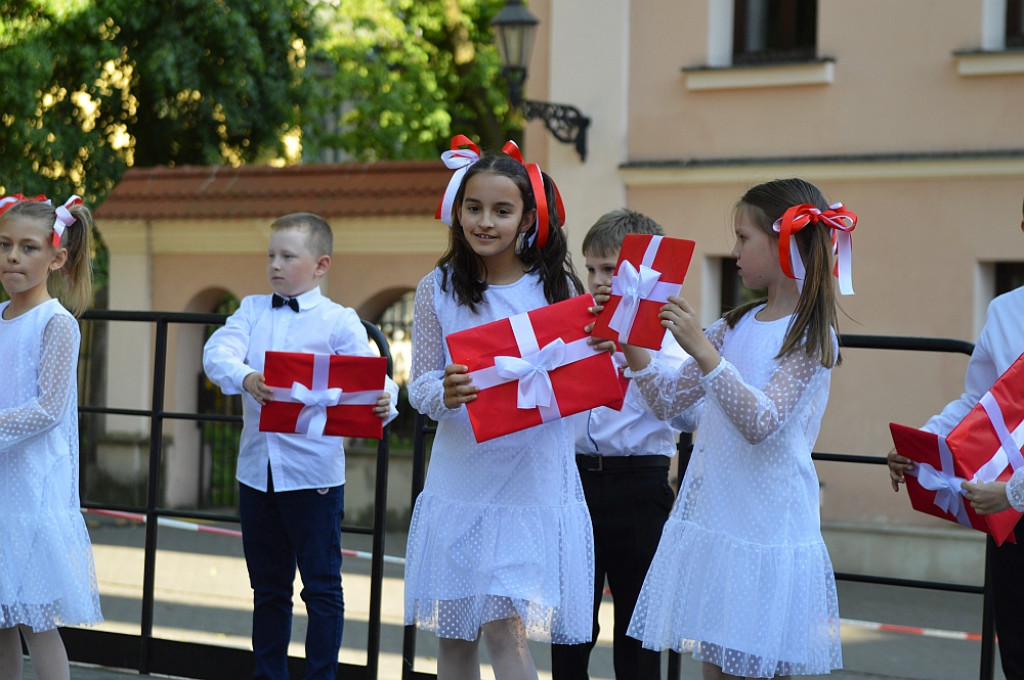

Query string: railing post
[139,317,169,674]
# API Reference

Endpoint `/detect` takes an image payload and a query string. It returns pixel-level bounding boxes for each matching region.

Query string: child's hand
[374,393,392,420]
[243,372,274,406]
[886,448,912,492]
[961,480,1011,514]
[443,364,477,409]
[591,282,612,307]
[660,295,719,373]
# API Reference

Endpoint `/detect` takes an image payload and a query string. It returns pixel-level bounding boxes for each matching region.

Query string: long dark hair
[437,152,582,311]
[723,178,841,368]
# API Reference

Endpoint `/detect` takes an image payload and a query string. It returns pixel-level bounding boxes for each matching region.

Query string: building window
[1007,0,1024,47]
[732,0,817,65]
[996,261,1024,294]
[719,257,767,315]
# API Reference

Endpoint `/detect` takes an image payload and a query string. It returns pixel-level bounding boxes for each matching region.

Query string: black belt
[575,454,670,473]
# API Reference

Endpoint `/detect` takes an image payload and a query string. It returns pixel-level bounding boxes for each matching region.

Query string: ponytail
[727,179,841,368]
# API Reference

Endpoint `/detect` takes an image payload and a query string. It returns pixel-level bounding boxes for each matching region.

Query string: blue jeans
[239,474,345,680]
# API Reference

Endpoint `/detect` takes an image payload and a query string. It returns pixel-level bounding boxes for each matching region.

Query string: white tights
[0,626,69,680]
[437,617,538,680]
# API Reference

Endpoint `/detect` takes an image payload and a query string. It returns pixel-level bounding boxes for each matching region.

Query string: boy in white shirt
[552,209,694,680]
[203,212,398,680]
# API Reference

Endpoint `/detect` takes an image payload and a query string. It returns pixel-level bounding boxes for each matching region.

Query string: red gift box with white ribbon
[446,294,626,443]
[591,234,696,350]
[259,351,387,440]
[889,353,1024,545]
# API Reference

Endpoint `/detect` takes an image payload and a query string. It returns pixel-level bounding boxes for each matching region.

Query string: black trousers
[994,521,1024,680]
[551,456,676,680]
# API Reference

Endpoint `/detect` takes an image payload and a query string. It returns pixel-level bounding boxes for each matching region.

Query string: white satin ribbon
[468,312,598,423]
[607,236,680,342]
[269,354,379,438]
[911,437,971,527]
[970,391,1024,481]
[437,147,480,226]
[52,195,82,247]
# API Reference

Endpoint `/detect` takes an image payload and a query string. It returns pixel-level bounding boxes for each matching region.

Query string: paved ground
[20,517,1007,680]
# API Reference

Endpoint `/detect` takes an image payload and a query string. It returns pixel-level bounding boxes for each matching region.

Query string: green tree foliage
[303,0,517,161]
[0,0,313,205]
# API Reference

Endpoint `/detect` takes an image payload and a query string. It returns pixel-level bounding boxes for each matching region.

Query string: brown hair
[271,212,334,257]
[724,178,841,368]
[1,199,93,317]
[582,208,665,257]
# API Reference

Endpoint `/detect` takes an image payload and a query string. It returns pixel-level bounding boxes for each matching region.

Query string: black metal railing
[400,334,998,680]
[64,318,998,679]
[67,310,393,680]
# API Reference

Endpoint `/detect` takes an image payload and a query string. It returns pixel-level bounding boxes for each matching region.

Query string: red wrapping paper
[446,294,625,443]
[889,354,1024,545]
[259,351,387,440]
[591,234,696,349]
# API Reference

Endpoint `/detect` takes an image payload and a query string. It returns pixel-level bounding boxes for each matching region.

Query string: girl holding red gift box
[615,179,851,678]
[0,196,103,680]
[405,136,590,680]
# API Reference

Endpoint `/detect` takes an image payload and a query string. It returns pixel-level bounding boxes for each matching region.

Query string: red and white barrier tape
[85,508,406,566]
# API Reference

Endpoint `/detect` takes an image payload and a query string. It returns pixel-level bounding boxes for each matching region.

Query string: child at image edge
[618,179,849,679]
[203,213,398,680]
[404,138,593,680]
[887,196,1024,680]
[0,195,103,680]
[552,208,696,680]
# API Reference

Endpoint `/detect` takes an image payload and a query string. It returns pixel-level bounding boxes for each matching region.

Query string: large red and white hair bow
[52,195,83,248]
[435,135,566,249]
[772,202,857,295]
[436,134,481,226]
[500,139,566,249]
[0,193,48,218]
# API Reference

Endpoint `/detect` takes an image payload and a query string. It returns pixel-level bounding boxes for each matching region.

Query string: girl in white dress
[0,195,102,680]
[405,137,592,680]
[618,179,854,679]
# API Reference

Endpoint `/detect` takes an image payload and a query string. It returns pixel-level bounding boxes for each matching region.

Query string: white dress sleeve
[626,319,727,421]
[409,273,458,421]
[628,318,829,445]
[0,315,79,452]
[1007,467,1024,512]
[699,345,827,445]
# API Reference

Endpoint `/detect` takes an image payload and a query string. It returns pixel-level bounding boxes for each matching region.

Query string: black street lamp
[491,0,591,162]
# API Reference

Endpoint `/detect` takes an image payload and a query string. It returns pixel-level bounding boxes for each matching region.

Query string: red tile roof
[94,162,452,220]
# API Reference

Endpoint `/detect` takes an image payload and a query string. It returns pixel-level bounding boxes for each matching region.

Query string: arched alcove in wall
[165,287,241,508]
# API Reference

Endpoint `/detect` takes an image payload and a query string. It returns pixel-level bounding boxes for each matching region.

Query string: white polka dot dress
[404,268,594,643]
[626,308,842,677]
[0,299,103,631]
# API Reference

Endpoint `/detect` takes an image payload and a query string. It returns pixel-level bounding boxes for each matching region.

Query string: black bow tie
[272,294,299,312]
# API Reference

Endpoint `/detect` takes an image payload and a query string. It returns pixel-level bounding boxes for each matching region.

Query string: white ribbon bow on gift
[269,354,380,439]
[912,437,971,528]
[494,338,566,409]
[606,236,681,342]
[468,310,598,424]
[291,382,344,439]
[608,261,662,342]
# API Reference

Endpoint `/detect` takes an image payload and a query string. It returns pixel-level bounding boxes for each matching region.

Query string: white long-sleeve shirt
[922,286,1024,511]
[203,286,398,492]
